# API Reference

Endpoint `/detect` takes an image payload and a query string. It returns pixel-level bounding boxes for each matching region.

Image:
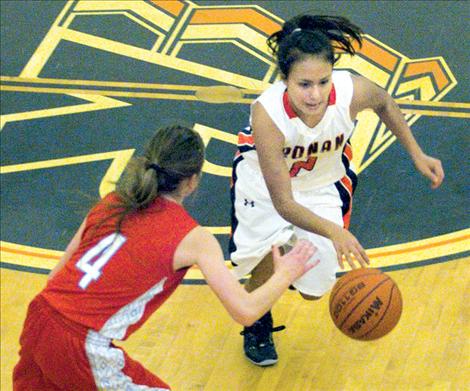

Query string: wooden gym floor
[1,1,469,390]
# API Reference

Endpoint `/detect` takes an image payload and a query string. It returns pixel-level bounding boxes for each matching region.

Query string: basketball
[329,268,402,341]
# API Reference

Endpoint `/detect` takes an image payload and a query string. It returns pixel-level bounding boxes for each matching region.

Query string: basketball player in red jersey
[13,125,317,391]
[230,14,445,366]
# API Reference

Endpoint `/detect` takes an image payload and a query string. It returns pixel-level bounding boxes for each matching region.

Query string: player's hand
[272,239,319,280]
[329,226,370,269]
[413,152,444,189]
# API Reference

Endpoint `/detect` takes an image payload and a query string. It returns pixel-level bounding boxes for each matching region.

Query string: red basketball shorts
[13,295,170,390]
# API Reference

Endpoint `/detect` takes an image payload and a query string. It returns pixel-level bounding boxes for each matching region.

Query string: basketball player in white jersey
[229,14,444,366]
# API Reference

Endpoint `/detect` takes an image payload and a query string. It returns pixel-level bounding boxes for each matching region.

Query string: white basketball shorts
[229,157,355,297]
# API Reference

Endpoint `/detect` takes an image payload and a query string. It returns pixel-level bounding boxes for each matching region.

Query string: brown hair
[106,125,205,232]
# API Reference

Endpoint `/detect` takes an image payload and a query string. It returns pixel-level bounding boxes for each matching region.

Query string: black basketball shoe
[240,311,285,366]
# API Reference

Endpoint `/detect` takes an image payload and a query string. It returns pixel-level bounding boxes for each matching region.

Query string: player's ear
[183,173,200,195]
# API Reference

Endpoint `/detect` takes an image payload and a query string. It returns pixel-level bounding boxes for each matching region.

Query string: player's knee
[300,292,322,301]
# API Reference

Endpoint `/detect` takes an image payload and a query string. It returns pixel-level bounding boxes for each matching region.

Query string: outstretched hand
[413,153,444,189]
[272,239,319,280]
[329,226,370,270]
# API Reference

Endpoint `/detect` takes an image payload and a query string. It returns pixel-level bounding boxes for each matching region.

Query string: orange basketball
[329,268,402,340]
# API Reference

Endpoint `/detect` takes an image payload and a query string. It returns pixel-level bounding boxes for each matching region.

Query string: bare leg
[241,252,282,367]
[244,253,274,293]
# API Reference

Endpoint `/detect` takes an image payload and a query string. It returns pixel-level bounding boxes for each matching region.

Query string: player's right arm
[251,102,369,269]
[173,226,317,326]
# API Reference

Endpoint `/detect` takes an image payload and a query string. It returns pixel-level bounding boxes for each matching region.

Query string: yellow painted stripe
[2,76,468,112]
[73,0,175,31]
[207,227,231,235]
[20,0,73,78]
[1,229,468,277]
[0,93,130,131]
[161,0,194,54]
[400,108,469,118]
[58,27,268,89]
[366,229,470,269]
[181,25,268,58]
[0,242,62,270]
[0,76,201,90]
[0,85,201,102]
[0,76,264,98]
[3,85,467,115]
[336,55,392,88]
[1,150,134,174]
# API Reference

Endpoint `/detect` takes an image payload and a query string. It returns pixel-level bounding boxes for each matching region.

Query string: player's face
[285,55,333,120]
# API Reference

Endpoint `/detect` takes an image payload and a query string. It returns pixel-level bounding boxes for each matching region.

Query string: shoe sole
[244,356,278,367]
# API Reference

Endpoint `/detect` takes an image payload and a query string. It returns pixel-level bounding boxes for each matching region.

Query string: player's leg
[229,158,292,366]
[292,181,354,300]
[13,349,62,391]
[244,236,303,292]
[241,252,288,366]
[292,229,340,297]
[20,298,99,390]
[244,252,274,293]
[13,297,74,391]
[85,330,170,390]
[120,345,171,390]
[13,296,158,391]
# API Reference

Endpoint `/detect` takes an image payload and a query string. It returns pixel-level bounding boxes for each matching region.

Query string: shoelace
[241,325,285,347]
[240,325,286,336]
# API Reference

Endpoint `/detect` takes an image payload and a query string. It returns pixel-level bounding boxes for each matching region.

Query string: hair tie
[148,163,163,173]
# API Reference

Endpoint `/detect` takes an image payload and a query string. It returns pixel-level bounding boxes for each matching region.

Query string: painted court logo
[0,0,468,277]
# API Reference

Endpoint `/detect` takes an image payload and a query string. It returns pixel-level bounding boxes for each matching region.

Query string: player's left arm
[48,217,87,280]
[350,74,444,189]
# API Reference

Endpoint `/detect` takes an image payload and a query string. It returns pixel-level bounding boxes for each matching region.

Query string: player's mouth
[304,101,322,110]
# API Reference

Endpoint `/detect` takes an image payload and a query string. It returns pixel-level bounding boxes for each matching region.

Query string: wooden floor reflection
[2,257,468,391]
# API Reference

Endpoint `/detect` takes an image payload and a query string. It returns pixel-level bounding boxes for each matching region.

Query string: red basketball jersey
[41,193,198,340]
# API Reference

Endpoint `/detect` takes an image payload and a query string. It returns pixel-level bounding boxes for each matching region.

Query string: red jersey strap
[282,83,337,119]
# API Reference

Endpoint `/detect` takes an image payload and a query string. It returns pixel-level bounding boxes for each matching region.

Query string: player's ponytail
[109,125,205,232]
[267,14,363,77]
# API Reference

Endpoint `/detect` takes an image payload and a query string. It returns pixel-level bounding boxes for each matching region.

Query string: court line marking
[2,252,469,280]
[1,229,468,278]
[1,76,469,117]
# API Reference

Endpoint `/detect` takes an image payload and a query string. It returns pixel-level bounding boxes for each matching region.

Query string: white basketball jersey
[240,70,355,191]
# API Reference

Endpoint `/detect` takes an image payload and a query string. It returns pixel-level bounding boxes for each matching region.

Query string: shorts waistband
[34,294,92,339]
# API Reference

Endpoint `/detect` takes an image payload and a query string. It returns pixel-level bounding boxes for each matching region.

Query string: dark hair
[106,125,205,232]
[267,14,363,77]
